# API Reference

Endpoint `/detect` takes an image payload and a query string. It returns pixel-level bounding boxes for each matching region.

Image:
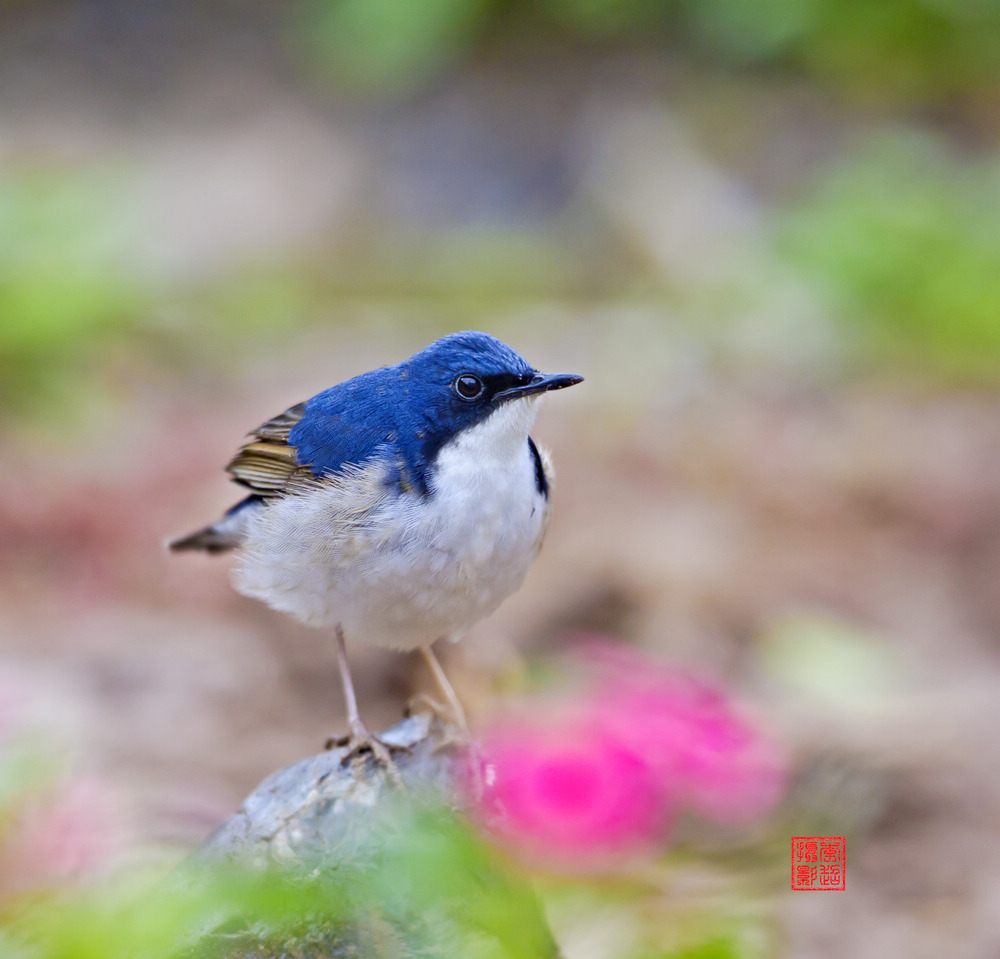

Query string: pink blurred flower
[467,642,788,868]
[584,644,788,824]
[600,681,785,824]
[1,778,125,894]
[471,712,666,868]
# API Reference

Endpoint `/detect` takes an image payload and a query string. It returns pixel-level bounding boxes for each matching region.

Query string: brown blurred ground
[2,6,1000,957]
[5,347,1000,956]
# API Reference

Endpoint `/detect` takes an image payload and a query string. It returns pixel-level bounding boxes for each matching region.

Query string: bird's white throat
[434,395,541,470]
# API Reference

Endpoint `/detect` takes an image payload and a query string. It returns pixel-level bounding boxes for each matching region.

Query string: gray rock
[197,713,453,869]
[185,712,559,959]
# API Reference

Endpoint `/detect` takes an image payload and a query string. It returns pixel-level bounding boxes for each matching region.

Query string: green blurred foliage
[0,171,148,416]
[666,935,751,959]
[780,134,1000,384]
[6,802,559,959]
[687,0,1000,102]
[296,0,494,92]
[2,6,997,419]
[0,727,780,959]
[297,0,1000,103]
[5,848,773,959]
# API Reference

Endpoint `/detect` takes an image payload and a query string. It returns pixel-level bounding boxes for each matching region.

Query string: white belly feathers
[233,398,551,650]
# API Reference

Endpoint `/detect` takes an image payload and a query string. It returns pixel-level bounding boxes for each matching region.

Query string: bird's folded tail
[168,494,262,554]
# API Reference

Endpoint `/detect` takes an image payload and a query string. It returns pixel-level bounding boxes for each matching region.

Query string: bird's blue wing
[288,372,400,477]
[226,369,407,496]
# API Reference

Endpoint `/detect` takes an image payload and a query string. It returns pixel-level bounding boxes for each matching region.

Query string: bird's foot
[326,720,411,774]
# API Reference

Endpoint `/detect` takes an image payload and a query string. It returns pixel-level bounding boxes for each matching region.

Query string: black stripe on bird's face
[464,371,583,405]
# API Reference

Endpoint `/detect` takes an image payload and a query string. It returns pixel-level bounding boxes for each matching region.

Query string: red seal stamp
[791,836,845,890]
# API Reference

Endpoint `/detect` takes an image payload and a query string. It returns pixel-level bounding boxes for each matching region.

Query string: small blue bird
[171,331,582,759]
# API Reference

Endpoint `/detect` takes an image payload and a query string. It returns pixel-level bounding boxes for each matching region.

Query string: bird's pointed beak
[493,372,584,402]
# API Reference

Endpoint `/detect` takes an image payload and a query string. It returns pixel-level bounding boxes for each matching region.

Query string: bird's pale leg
[419,645,470,738]
[418,645,483,799]
[334,625,397,768]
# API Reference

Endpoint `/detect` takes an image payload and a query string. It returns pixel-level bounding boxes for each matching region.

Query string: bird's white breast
[233,398,551,650]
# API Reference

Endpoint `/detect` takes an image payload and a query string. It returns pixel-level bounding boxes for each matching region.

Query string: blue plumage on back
[289,368,404,480]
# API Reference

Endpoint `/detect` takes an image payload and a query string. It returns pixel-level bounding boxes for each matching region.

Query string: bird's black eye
[454,373,484,400]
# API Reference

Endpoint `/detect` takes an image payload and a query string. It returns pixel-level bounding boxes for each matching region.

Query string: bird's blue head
[292,331,582,494]
[397,331,581,458]
[406,330,580,422]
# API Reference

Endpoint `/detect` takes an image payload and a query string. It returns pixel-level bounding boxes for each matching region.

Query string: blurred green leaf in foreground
[7,802,559,959]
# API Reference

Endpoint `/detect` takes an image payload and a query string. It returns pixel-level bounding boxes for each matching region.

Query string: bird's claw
[326,724,411,777]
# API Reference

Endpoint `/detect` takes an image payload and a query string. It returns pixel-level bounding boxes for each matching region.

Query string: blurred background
[1,0,1000,955]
